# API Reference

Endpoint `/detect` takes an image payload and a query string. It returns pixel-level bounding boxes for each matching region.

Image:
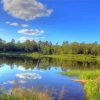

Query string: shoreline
[0,52,99,61]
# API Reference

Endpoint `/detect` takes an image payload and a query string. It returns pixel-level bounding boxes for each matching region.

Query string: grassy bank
[84,80,100,100]
[44,54,97,61]
[62,70,100,80]
[0,52,42,59]
[0,52,99,61]
[62,70,100,100]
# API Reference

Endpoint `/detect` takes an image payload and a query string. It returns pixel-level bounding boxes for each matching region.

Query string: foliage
[62,70,100,100]
[62,70,100,80]
[84,81,100,100]
[0,38,100,56]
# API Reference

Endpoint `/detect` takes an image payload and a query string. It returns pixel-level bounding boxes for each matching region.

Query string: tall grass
[0,88,53,100]
[62,69,100,100]
[84,80,100,100]
[62,70,100,80]
[0,52,98,61]
[44,54,96,61]
[0,52,42,59]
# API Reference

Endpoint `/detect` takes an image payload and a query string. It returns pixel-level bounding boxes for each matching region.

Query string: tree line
[0,38,99,55]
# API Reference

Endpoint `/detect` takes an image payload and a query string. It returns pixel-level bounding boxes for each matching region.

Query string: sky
[0,0,100,44]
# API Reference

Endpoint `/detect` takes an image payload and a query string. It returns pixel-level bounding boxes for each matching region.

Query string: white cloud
[22,24,29,28]
[16,73,42,79]
[18,37,34,42]
[18,66,31,71]
[18,29,44,35]
[6,21,19,26]
[3,0,53,21]
[2,80,26,85]
[6,22,30,27]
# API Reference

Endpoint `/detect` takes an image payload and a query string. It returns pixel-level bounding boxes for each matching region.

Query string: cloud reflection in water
[16,73,42,80]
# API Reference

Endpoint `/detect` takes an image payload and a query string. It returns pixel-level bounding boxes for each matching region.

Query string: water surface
[1,57,98,100]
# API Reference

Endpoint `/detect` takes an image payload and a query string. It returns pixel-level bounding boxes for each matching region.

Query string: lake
[0,56,99,100]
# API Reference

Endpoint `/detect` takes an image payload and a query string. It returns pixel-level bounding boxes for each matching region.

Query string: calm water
[0,56,99,100]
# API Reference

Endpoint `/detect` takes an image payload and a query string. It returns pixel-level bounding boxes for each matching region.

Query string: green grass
[0,52,42,59]
[0,52,98,61]
[62,70,100,80]
[21,52,42,58]
[62,70,100,100]
[44,54,96,61]
[84,80,100,100]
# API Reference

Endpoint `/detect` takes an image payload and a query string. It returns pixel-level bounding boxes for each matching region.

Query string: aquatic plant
[62,70,100,80]
[0,88,53,100]
[62,70,100,100]
[84,80,100,100]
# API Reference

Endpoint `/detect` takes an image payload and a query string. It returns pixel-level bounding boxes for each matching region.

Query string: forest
[0,38,99,56]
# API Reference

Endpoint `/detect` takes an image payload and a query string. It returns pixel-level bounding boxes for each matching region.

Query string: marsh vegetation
[62,69,100,100]
[0,88,52,100]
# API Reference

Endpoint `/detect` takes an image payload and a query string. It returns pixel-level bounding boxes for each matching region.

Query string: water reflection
[1,56,98,99]
[0,56,99,70]
[16,73,42,79]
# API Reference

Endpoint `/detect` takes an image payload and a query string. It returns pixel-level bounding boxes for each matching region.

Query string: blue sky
[0,0,100,44]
